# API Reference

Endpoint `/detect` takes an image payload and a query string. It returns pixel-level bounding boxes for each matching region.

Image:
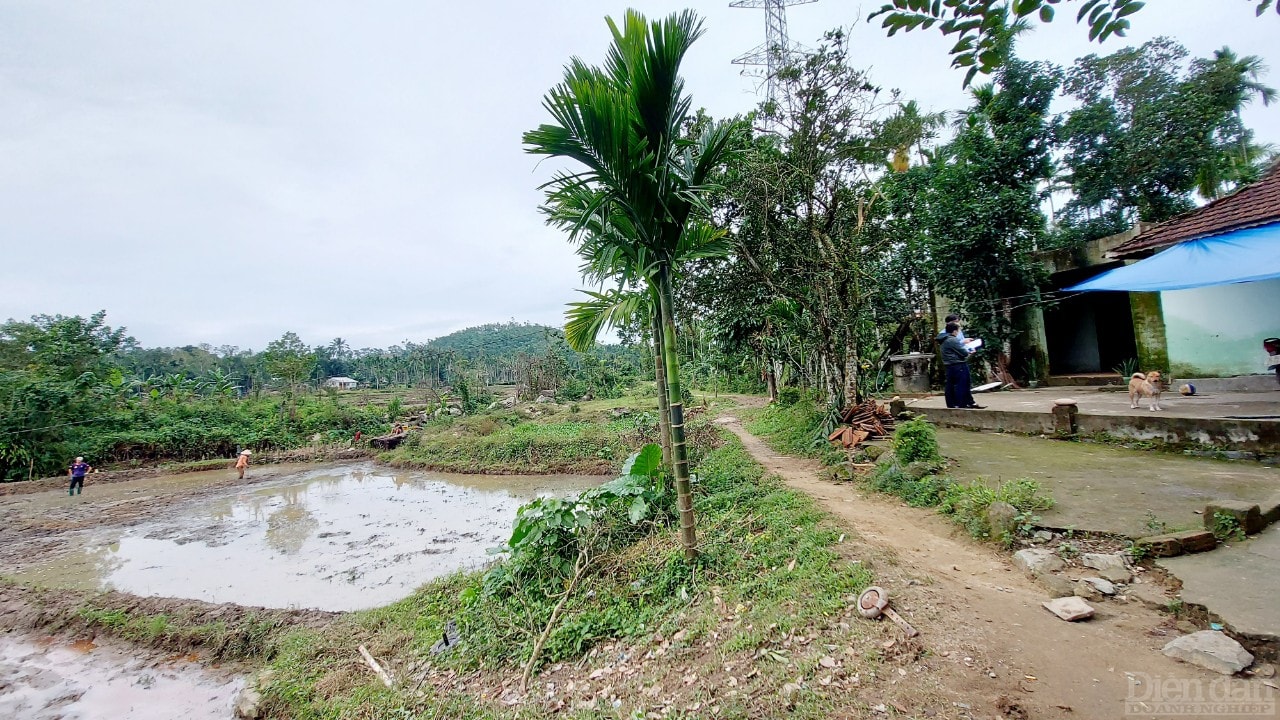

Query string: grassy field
[381,392,733,475]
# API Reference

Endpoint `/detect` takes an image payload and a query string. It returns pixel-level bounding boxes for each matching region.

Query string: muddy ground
[0,633,243,720]
[0,462,601,611]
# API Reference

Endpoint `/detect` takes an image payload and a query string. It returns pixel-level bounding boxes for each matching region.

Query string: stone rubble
[1161,631,1254,675]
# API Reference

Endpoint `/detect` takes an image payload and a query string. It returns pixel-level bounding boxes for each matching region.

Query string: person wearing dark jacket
[940,322,984,409]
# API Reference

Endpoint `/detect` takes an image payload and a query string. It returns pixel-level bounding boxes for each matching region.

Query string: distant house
[323,376,359,390]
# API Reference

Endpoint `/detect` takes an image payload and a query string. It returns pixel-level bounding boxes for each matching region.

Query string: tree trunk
[650,308,673,470]
[842,334,859,405]
[657,267,697,560]
[765,355,778,403]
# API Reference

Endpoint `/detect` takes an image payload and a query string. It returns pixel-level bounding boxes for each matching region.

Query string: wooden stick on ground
[881,606,920,638]
[359,645,395,688]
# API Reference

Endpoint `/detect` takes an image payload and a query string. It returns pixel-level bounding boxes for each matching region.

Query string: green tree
[524,10,740,560]
[0,311,132,479]
[870,0,1276,86]
[710,30,932,404]
[1055,39,1275,242]
[263,332,318,398]
[898,41,1059,373]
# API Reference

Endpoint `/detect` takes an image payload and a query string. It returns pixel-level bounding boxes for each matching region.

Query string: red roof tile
[1109,161,1280,258]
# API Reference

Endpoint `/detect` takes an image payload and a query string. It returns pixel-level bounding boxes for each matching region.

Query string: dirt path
[720,399,1268,720]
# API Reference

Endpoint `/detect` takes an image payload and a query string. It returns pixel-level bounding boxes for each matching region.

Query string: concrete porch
[906,386,1280,459]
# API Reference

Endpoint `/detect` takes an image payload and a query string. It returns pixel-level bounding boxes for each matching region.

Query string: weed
[939,477,1055,541]
[1211,511,1246,542]
[1056,541,1080,560]
[1143,510,1167,534]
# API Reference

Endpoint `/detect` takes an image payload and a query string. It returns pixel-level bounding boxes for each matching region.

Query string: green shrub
[777,387,803,405]
[892,416,941,465]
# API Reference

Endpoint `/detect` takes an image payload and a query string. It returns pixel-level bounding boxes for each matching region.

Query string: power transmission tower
[730,0,817,106]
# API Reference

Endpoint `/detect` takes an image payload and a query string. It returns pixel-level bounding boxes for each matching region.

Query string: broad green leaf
[622,443,663,477]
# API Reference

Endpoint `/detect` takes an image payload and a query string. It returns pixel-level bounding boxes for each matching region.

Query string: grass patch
[742,401,843,464]
[749,409,1054,546]
[0,580,317,662]
[257,435,875,719]
[384,405,721,475]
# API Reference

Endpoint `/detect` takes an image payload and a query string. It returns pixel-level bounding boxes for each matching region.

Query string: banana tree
[525,10,740,559]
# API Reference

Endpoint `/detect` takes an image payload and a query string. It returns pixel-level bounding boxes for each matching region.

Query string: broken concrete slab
[1042,596,1095,621]
[1033,571,1077,598]
[1082,552,1131,583]
[1262,494,1280,527]
[1161,631,1254,675]
[1136,530,1217,558]
[1159,525,1280,643]
[1081,577,1116,596]
[1013,548,1065,575]
[1204,500,1264,536]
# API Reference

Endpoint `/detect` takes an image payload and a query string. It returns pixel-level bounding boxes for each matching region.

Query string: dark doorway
[1045,285,1138,375]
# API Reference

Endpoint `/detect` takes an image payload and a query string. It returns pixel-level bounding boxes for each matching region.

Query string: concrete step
[1047,374,1124,387]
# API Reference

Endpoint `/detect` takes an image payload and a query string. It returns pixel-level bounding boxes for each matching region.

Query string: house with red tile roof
[1025,163,1280,387]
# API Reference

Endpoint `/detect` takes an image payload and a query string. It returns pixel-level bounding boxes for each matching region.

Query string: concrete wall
[1161,279,1280,377]
[914,406,1280,457]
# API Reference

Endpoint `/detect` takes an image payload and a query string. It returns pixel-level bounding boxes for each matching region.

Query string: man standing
[235,449,251,480]
[941,323,985,409]
[67,457,91,496]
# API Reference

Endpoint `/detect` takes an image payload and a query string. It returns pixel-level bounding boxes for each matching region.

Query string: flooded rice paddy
[0,634,242,720]
[7,462,601,611]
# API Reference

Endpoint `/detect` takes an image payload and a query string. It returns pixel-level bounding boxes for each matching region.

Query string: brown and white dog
[1128,371,1163,411]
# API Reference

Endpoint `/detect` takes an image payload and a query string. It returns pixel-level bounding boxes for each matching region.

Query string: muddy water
[15,463,600,611]
[0,634,241,720]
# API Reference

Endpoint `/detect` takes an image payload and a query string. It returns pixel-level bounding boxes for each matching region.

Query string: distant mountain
[426,322,560,359]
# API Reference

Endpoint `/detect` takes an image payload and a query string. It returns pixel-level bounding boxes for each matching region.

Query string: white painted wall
[1161,278,1280,377]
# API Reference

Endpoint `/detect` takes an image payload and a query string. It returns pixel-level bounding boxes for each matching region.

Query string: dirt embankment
[0,582,337,660]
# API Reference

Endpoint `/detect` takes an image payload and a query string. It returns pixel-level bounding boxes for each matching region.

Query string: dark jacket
[940,334,970,366]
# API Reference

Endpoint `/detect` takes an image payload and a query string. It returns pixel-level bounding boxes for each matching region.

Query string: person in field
[235,449,251,479]
[67,456,92,496]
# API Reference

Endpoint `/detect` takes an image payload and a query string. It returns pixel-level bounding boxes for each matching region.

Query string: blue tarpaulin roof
[1067,222,1280,292]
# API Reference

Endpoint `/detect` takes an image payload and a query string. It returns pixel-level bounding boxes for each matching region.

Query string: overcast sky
[2,0,1276,350]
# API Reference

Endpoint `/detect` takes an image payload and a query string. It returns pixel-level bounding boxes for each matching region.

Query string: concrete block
[1162,631,1254,675]
[1136,534,1184,558]
[1203,500,1264,536]
[1262,495,1280,527]
[1042,596,1095,621]
[1170,529,1217,554]
[1136,530,1217,558]
[1051,401,1078,436]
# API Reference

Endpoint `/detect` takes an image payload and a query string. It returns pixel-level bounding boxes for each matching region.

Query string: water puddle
[15,463,600,611]
[0,634,241,720]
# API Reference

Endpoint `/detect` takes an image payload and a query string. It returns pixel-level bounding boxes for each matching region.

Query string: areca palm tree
[525,9,740,559]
